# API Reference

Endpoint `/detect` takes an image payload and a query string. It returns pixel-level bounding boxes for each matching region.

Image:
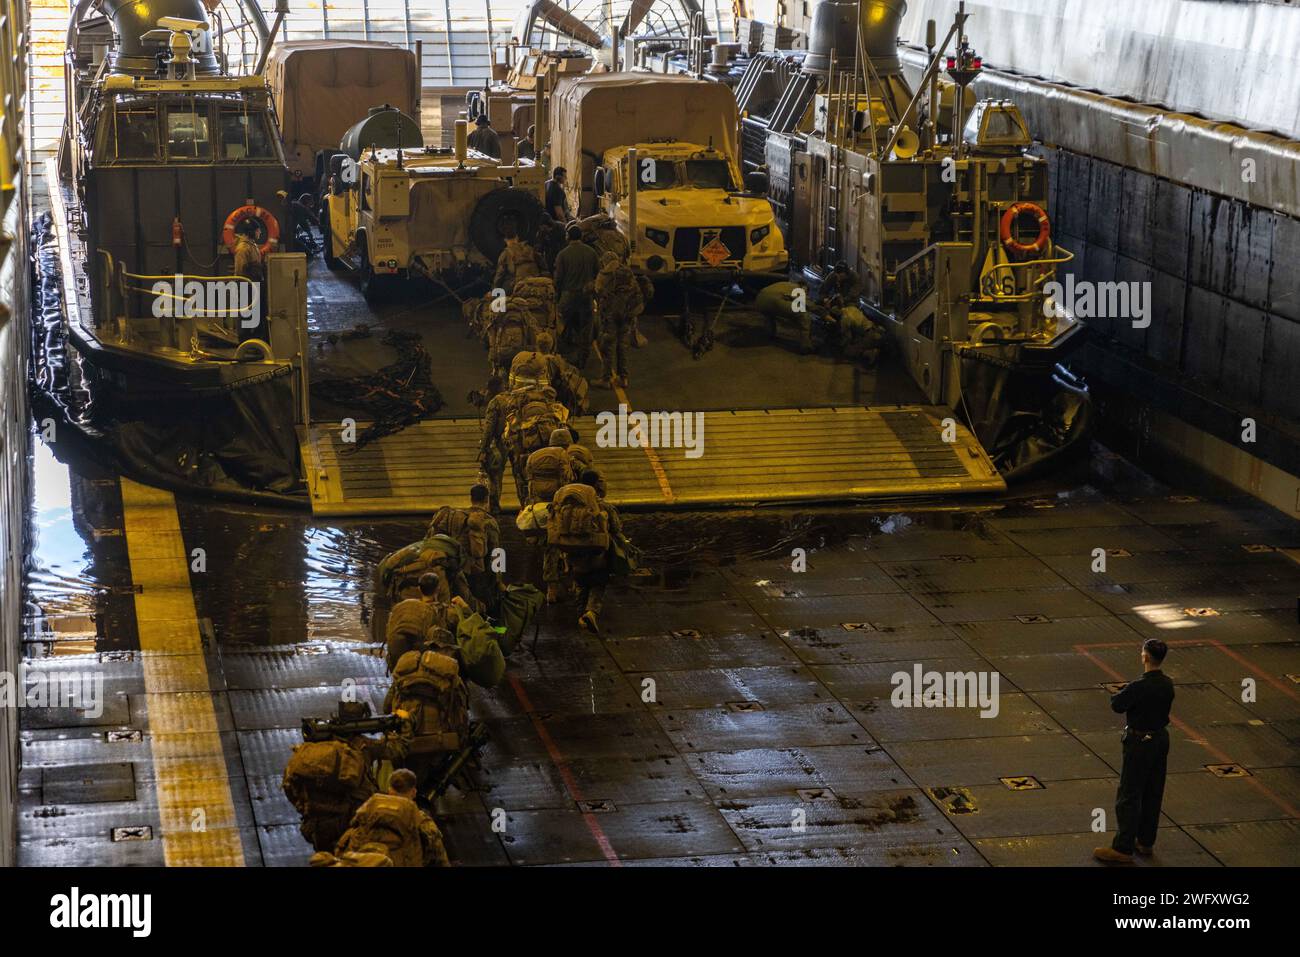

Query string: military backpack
[337,794,426,867]
[502,388,569,459]
[282,740,371,816]
[427,505,489,572]
[387,649,469,740]
[525,446,573,504]
[546,483,610,550]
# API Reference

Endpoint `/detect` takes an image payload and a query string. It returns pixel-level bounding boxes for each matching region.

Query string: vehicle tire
[358,244,385,303]
[322,206,342,271]
[470,187,544,263]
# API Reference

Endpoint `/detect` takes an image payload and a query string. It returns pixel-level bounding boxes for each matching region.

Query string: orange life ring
[999,201,1050,258]
[222,204,280,257]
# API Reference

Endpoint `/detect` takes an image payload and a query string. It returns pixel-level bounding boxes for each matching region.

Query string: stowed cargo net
[311,328,444,451]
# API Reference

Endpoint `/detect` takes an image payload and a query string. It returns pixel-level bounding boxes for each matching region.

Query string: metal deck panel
[303,406,1004,515]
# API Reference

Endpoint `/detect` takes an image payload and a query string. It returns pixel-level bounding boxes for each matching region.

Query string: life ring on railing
[999,202,1050,258]
[235,338,273,362]
[222,204,280,257]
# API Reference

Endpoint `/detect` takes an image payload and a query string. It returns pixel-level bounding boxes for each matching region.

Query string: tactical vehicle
[323,120,545,299]
[546,73,787,281]
[266,39,420,197]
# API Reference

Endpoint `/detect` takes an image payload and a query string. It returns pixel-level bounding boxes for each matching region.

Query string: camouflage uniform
[552,238,601,371]
[594,254,645,385]
[563,497,624,624]
[478,390,513,508]
[809,269,859,352]
[282,732,408,854]
[493,238,543,294]
[335,791,451,867]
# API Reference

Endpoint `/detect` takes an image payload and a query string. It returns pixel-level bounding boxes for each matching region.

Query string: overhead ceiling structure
[511,0,717,49]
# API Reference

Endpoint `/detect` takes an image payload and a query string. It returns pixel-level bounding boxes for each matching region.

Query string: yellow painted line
[613,382,676,504]
[120,479,245,867]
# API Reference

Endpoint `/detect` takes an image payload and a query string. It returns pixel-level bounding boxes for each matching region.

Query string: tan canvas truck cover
[550,74,741,217]
[268,40,420,177]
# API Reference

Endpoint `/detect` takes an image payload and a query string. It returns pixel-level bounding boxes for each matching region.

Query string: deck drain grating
[796,787,834,802]
[999,775,1044,791]
[926,786,978,815]
[111,825,153,842]
[726,701,764,713]
[576,800,616,813]
[1205,764,1251,779]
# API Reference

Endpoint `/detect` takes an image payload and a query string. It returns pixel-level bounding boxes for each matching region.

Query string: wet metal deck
[18,441,1300,867]
[302,406,1005,515]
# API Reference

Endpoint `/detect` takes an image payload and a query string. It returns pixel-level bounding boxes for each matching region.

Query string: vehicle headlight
[750,224,770,245]
[645,228,670,248]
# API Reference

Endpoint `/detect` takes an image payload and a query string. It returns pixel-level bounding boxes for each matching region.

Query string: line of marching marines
[282,211,646,867]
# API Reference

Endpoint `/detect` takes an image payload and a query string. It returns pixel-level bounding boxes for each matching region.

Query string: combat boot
[1093,846,1134,864]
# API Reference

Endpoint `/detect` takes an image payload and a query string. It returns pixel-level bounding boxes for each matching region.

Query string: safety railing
[978,243,1076,303]
[103,254,261,358]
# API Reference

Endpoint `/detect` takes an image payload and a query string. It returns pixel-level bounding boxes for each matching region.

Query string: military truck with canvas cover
[548,74,787,280]
[266,40,420,195]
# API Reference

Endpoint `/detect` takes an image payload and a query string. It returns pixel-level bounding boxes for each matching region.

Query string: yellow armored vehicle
[548,73,787,281]
[323,121,545,300]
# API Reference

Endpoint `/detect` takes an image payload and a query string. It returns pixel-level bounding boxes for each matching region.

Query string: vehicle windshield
[683,159,735,190]
[634,157,677,190]
[166,103,212,160]
[109,101,160,161]
[218,108,276,160]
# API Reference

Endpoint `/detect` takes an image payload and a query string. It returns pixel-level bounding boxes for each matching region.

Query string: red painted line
[1208,640,1300,702]
[508,673,622,866]
[1074,643,1300,819]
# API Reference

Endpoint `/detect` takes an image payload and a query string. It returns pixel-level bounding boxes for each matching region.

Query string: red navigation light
[972,57,982,69]
[946,56,956,68]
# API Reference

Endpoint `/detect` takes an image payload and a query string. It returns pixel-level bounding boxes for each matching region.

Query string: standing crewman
[474,376,506,512]
[493,225,544,295]
[467,114,502,158]
[545,167,570,223]
[593,252,645,389]
[517,125,536,162]
[232,218,267,343]
[1094,639,1175,864]
[463,484,503,613]
[548,469,625,633]
[553,224,601,371]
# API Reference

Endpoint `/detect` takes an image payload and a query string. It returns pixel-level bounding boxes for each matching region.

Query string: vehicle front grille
[671,226,747,264]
